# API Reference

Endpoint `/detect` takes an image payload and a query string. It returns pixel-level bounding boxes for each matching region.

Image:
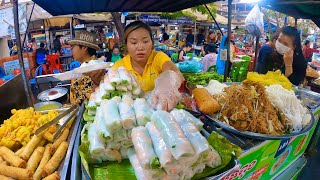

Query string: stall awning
[259,0,320,27]
[32,0,220,16]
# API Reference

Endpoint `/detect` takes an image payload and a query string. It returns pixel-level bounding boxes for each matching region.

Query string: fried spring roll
[43,171,60,180]
[43,131,54,142]
[42,141,68,177]
[26,146,44,173]
[0,156,9,166]
[15,146,25,156]
[193,88,221,114]
[0,163,33,180]
[19,135,42,160]
[38,139,47,147]
[0,146,26,168]
[50,128,69,155]
[0,174,13,180]
[34,144,52,180]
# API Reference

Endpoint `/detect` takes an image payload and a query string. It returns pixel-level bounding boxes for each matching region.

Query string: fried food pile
[0,108,58,149]
[214,81,285,135]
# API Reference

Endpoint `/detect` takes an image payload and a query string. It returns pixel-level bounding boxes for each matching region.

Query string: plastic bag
[177,60,203,73]
[245,4,264,37]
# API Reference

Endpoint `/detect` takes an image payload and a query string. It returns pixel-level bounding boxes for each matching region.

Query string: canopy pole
[253,36,260,71]
[70,16,75,38]
[294,18,298,28]
[224,0,232,82]
[204,4,224,36]
[22,2,35,47]
[13,0,33,107]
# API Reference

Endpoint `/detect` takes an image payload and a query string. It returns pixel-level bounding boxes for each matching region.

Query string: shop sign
[140,14,193,24]
[74,24,86,29]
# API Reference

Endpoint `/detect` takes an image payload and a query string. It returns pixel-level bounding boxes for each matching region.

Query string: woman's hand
[151,70,182,111]
[84,69,106,86]
[283,49,294,66]
[283,49,294,78]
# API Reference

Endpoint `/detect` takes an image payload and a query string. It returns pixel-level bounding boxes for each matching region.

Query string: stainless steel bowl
[34,101,63,111]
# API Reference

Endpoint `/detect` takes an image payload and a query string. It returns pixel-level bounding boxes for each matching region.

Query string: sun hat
[68,31,100,50]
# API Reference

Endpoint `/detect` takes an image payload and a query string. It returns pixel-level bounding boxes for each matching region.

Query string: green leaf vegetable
[184,72,231,87]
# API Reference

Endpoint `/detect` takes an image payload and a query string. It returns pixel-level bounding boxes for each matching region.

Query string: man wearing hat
[69,31,105,104]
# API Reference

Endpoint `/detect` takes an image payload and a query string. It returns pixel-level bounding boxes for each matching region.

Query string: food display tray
[58,103,84,179]
[70,108,240,180]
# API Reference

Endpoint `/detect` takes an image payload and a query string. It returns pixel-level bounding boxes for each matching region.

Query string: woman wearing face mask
[257,26,307,86]
[113,21,184,111]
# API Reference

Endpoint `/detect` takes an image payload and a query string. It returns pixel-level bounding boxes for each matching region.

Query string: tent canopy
[259,0,320,27]
[32,0,220,16]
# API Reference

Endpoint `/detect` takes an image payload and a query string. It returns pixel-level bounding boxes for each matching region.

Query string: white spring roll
[133,98,154,126]
[127,148,166,180]
[119,102,136,129]
[109,68,121,86]
[180,109,204,131]
[88,123,107,163]
[151,110,195,160]
[145,122,172,166]
[111,96,122,104]
[116,85,128,92]
[179,168,194,180]
[127,129,132,139]
[106,141,121,150]
[105,148,122,162]
[127,148,149,180]
[120,147,129,159]
[87,92,97,110]
[93,87,103,105]
[130,74,142,96]
[101,99,122,133]
[192,163,206,175]
[103,74,116,92]
[88,109,96,116]
[202,147,222,168]
[121,139,133,148]
[171,109,209,156]
[145,122,183,176]
[118,66,132,85]
[113,128,128,142]
[122,92,134,105]
[127,84,133,91]
[95,107,112,140]
[131,127,160,169]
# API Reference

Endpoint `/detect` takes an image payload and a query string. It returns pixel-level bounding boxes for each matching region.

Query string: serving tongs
[35,104,80,141]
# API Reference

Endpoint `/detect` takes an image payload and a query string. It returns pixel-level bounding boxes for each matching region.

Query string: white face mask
[275,40,291,55]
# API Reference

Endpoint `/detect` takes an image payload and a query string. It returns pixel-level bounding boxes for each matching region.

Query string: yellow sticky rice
[245,70,292,90]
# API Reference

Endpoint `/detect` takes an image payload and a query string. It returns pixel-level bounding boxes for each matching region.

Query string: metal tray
[71,108,241,180]
[294,87,320,109]
[204,109,315,140]
[57,103,84,179]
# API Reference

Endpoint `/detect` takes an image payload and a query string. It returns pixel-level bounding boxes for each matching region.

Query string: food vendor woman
[113,21,184,110]
[256,26,307,85]
[68,31,105,104]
